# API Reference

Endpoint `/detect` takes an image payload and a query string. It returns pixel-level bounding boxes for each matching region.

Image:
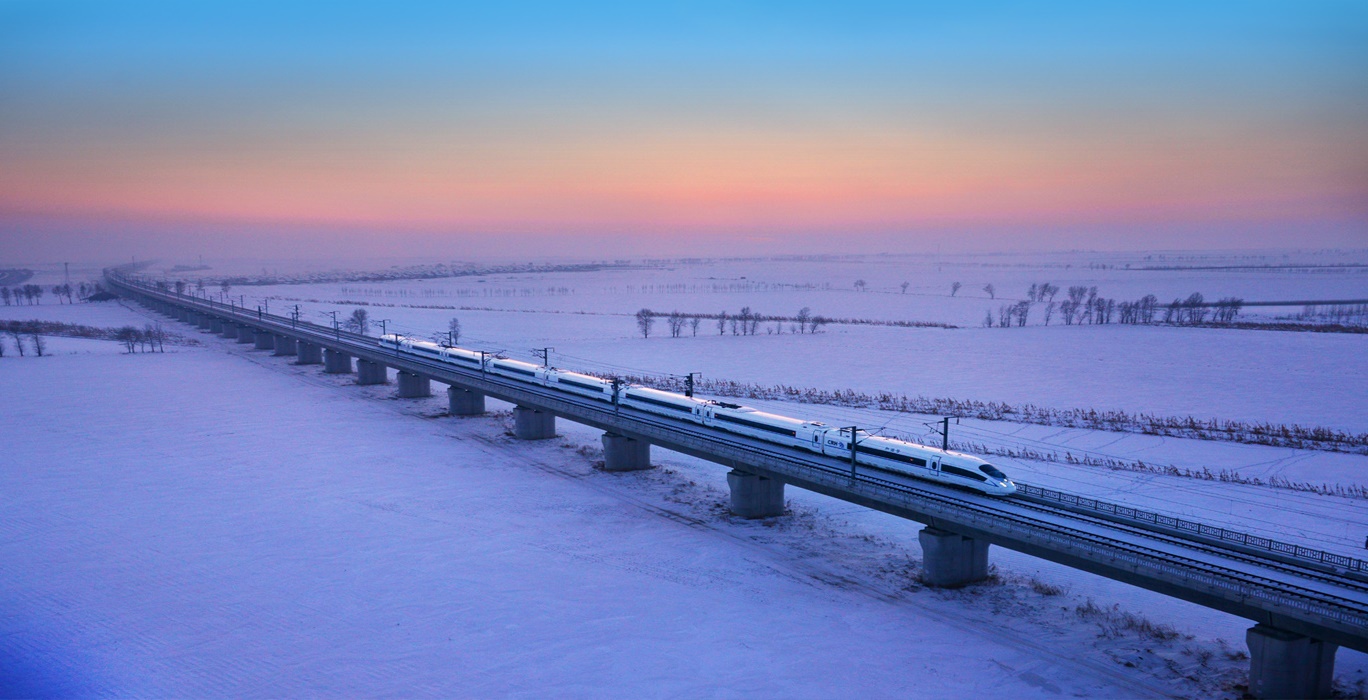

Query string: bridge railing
[1016,483,1367,574]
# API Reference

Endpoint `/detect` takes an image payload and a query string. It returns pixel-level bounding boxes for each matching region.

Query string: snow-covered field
[3,250,1366,697]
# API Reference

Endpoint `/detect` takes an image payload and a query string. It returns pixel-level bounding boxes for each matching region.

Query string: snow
[0,336,1202,698]
[4,250,1367,696]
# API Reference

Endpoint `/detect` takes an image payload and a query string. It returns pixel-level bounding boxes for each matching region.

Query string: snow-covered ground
[3,250,1366,696]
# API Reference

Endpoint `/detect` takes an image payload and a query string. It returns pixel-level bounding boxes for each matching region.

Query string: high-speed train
[379,334,1016,496]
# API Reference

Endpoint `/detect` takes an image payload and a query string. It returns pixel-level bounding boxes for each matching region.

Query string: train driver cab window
[979,464,1007,480]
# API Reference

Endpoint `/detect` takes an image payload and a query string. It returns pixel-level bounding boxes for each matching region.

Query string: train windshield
[979,464,1007,480]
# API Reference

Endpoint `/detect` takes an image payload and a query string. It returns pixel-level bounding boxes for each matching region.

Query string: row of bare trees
[114,324,168,353]
[2,282,103,306]
[635,307,833,339]
[0,324,45,357]
[985,284,1244,328]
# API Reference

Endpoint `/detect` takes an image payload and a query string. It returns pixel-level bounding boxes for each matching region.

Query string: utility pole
[291,305,300,328]
[611,378,622,411]
[942,417,950,451]
[326,311,339,340]
[378,319,389,337]
[684,372,700,398]
[478,350,495,375]
[532,347,554,367]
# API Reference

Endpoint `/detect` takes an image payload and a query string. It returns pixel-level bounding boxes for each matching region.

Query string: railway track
[107,270,1368,654]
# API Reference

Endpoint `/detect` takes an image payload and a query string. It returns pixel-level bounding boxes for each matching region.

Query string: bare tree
[667,310,685,338]
[1139,294,1158,324]
[998,305,1012,328]
[0,288,8,305]
[1044,301,1056,325]
[900,281,909,294]
[220,280,232,297]
[1014,301,1031,327]
[6,323,24,355]
[795,307,812,334]
[951,282,962,297]
[716,311,728,335]
[635,308,655,338]
[983,284,995,300]
[345,308,370,335]
[30,332,45,357]
[854,279,867,292]
[174,280,186,296]
[810,315,829,333]
[689,317,701,336]
[145,323,166,352]
[447,317,462,345]
[983,310,993,327]
[1184,292,1208,324]
[116,326,138,353]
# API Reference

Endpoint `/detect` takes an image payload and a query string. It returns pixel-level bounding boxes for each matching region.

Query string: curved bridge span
[108,269,1366,699]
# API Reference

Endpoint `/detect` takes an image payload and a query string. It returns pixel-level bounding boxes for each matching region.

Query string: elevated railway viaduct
[109,269,1367,699]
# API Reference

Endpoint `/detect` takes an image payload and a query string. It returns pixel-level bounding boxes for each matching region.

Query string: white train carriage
[376,334,1016,496]
[705,402,814,449]
[380,334,484,369]
[815,427,1015,496]
[545,369,614,400]
[488,356,549,384]
[621,386,709,423]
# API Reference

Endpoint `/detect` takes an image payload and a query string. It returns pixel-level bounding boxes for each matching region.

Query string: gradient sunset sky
[2,1,1365,262]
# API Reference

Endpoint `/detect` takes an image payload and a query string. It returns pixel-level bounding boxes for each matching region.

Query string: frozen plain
[3,250,1367,697]
[0,333,1202,698]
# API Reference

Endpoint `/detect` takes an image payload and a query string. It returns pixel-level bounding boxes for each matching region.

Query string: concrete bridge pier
[601,433,652,471]
[513,406,555,440]
[199,315,214,331]
[727,470,785,518]
[918,527,990,587]
[1246,625,1337,699]
[356,359,388,385]
[253,331,275,350]
[273,335,297,356]
[236,325,255,343]
[323,349,353,374]
[396,371,431,398]
[447,386,485,416]
[219,321,237,338]
[296,341,322,365]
